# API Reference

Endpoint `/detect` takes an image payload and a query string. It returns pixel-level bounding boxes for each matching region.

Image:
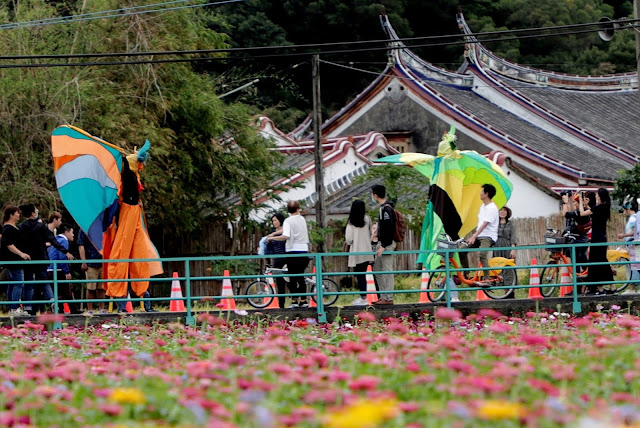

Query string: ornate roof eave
[456,12,640,165]
[391,57,593,183]
[457,12,638,90]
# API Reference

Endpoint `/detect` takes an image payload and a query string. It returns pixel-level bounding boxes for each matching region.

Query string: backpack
[380,204,406,243]
[393,209,406,243]
[575,219,592,235]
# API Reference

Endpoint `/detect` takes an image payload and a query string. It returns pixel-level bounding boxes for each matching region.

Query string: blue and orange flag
[51,125,123,252]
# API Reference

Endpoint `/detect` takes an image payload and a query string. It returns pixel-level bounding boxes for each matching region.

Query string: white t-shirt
[282,214,309,252]
[478,202,499,242]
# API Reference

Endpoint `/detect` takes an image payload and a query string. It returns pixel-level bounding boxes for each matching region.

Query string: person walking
[617,197,638,295]
[47,224,80,314]
[371,184,396,305]
[345,200,374,306]
[78,229,106,313]
[19,205,73,315]
[579,188,613,295]
[1,205,30,316]
[494,206,517,259]
[267,201,310,308]
[265,212,288,308]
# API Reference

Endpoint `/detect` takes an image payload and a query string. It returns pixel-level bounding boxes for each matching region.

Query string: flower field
[0,307,639,427]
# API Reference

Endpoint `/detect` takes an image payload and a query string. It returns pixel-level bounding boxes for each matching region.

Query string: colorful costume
[51,125,163,298]
[378,126,513,269]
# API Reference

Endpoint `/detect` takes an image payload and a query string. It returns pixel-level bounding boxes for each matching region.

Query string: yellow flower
[476,400,524,420]
[325,398,398,428]
[108,388,147,405]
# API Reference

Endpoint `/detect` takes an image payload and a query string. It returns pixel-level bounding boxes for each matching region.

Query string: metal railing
[0,240,638,328]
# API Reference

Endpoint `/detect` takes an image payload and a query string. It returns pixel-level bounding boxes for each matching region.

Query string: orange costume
[104,146,163,298]
[51,126,163,299]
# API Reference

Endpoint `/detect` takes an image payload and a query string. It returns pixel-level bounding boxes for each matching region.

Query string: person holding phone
[579,188,613,295]
[562,191,591,275]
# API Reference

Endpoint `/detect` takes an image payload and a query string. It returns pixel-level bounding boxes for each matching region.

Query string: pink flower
[488,323,512,334]
[478,308,503,319]
[616,317,640,329]
[348,375,381,391]
[521,334,550,348]
[435,307,462,321]
[356,311,377,323]
[37,313,65,324]
[98,403,122,416]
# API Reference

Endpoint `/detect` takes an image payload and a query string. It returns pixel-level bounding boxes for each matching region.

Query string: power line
[0,18,637,68]
[0,0,245,30]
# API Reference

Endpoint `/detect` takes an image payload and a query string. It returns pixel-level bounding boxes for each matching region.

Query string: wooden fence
[158,212,628,298]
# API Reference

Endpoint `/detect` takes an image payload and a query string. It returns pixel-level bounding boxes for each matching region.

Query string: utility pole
[635,0,640,109]
[312,54,327,254]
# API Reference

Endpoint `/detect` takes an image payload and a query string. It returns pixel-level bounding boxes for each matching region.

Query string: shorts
[85,266,102,291]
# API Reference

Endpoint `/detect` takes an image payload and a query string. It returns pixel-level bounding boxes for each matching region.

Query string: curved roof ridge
[457,12,638,90]
[393,61,596,180]
[467,64,640,164]
[381,13,472,87]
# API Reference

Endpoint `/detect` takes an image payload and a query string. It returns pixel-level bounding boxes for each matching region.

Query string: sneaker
[351,298,369,306]
[450,297,460,302]
[9,309,28,317]
[621,289,637,295]
[288,303,299,309]
[145,309,157,313]
[298,300,309,308]
[99,310,108,314]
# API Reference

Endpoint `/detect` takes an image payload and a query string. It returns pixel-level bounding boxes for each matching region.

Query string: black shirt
[590,204,609,243]
[378,203,396,247]
[1,224,24,263]
[19,219,68,260]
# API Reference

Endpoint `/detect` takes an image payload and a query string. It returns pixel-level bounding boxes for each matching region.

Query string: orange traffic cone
[63,303,71,314]
[264,272,280,309]
[559,265,572,297]
[528,258,544,299]
[125,292,134,313]
[476,289,491,301]
[169,272,186,312]
[365,265,377,304]
[220,270,236,310]
[419,267,430,303]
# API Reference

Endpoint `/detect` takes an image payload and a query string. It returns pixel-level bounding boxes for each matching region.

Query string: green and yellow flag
[378,126,513,268]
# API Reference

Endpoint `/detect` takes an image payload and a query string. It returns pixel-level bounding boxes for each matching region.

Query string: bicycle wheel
[484,267,517,299]
[611,256,630,293]
[426,266,447,302]
[540,261,559,297]
[245,280,274,309]
[311,279,339,306]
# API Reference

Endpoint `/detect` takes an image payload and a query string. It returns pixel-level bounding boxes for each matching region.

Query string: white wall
[503,164,559,219]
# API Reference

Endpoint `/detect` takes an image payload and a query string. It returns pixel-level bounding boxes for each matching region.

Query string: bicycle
[245,265,340,309]
[427,237,517,301]
[540,228,631,297]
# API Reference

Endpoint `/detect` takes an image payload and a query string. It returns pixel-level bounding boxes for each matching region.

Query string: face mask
[371,194,377,204]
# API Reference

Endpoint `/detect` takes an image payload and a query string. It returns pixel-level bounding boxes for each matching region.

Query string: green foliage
[0,0,286,239]
[613,163,640,204]
[354,164,430,234]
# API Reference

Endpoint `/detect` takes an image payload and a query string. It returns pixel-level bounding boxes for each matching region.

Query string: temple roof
[317,12,638,189]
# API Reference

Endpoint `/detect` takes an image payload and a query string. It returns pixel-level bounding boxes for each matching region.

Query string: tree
[613,163,640,204]
[0,0,286,249]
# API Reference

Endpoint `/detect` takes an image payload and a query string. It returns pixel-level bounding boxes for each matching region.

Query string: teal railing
[0,240,637,328]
